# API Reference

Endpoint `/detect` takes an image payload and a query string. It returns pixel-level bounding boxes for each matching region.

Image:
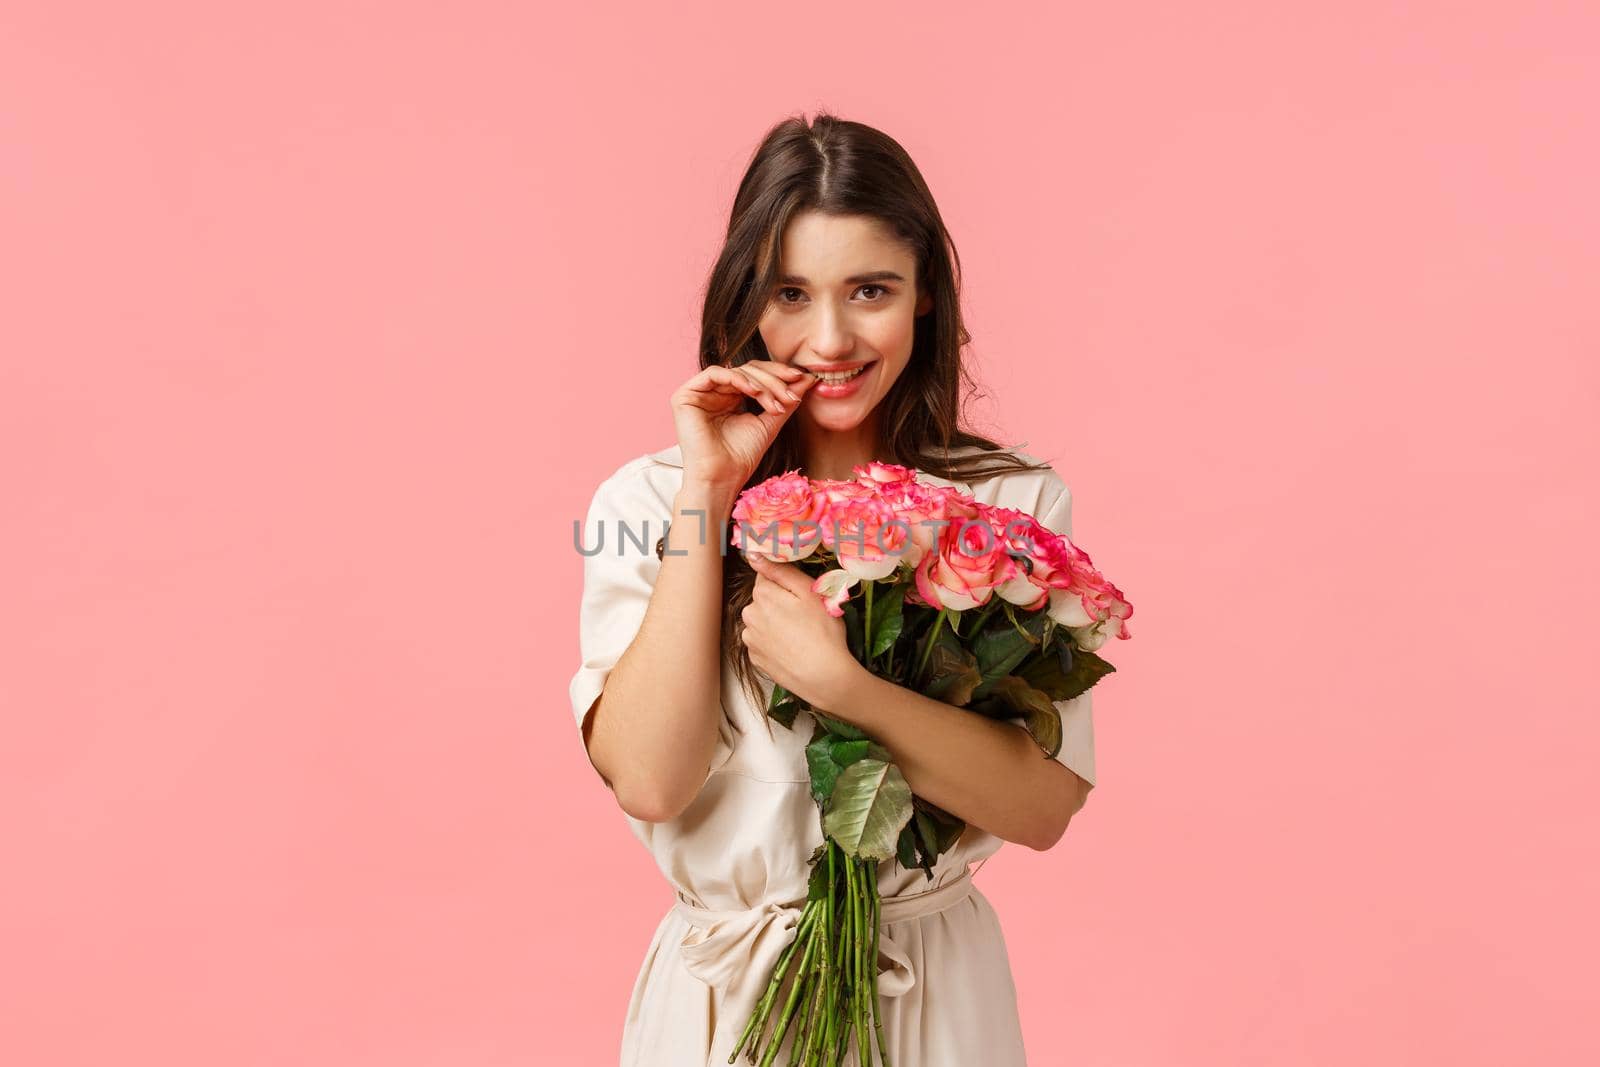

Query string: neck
[795,412,882,482]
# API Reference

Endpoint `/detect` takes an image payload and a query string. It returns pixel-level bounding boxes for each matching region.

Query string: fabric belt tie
[671,866,976,1045]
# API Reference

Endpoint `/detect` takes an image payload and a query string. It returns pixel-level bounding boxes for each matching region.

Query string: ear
[915,290,933,316]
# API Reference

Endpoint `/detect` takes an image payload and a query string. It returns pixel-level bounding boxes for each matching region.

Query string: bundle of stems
[727,839,891,1067]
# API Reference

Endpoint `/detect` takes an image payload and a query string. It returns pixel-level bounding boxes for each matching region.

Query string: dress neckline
[646,442,1012,495]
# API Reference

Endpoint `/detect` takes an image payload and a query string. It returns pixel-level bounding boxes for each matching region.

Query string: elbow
[1030,812,1068,857]
[583,695,691,823]
[617,785,687,824]
[606,737,719,826]
[1029,804,1082,852]
[1029,810,1073,852]
[1029,768,1092,852]
[605,758,681,821]
[614,767,700,824]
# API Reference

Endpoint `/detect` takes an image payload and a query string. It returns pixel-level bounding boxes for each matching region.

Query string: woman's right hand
[670,359,816,498]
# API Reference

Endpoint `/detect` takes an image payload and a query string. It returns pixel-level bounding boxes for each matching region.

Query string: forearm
[586,484,734,821]
[825,670,1085,851]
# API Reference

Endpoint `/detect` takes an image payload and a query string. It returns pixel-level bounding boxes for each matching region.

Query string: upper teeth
[816,366,867,384]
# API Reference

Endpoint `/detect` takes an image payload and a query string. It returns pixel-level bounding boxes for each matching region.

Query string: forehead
[773,212,914,276]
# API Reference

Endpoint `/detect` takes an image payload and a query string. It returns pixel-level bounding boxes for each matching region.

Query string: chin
[802,403,875,434]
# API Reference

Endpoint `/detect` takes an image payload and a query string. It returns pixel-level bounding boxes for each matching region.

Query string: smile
[804,361,879,400]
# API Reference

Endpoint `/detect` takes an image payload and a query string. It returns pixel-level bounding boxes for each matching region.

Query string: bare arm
[829,670,1089,851]
[581,481,737,822]
[579,359,816,822]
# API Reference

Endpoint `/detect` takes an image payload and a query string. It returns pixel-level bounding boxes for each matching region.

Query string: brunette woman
[570,111,1095,1066]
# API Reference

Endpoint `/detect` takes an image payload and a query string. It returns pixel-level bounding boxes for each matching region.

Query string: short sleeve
[1033,480,1097,790]
[568,463,671,781]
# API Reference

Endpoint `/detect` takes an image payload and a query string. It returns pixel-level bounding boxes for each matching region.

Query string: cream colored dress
[569,443,1096,1066]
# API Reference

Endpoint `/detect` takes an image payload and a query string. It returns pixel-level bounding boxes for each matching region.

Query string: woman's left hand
[741,553,866,710]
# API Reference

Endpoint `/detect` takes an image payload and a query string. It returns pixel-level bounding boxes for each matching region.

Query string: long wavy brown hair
[701,110,1050,714]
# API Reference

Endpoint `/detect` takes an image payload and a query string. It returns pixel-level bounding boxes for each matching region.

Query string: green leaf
[869,583,905,660]
[807,849,831,902]
[969,610,1046,701]
[804,737,835,802]
[770,698,803,729]
[976,675,1065,759]
[1017,644,1117,703]
[766,681,804,728]
[896,824,918,871]
[822,758,915,861]
[914,809,940,857]
[913,797,968,854]
[1026,702,1063,760]
[805,735,870,805]
[810,709,866,741]
[834,738,873,762]
[920,642,983,706]
[842,598,865,661]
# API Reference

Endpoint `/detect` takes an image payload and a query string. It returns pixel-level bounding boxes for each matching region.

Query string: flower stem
[855,859,870,1066]
[794,966,825,1064]
[732,905,818,1063]
[869,871,892,1067]
[759,924,820,1067]
[832,844,844,1062]
[864,580,875,664]
[914,608,949,685]
[971,596,1003,633]
[851,851,864,1062]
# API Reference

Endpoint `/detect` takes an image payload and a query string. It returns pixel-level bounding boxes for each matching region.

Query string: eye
[772,284,894,307]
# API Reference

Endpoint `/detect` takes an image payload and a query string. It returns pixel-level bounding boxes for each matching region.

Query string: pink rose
[900,485,980,568]
[811,568,859,617]
[852,461,917,488]
[1044,541,1135,648]
[821,495,911,581]
[730,471,825,561]
[980,503,1068,610]
[810,477,881,510]
[910,510,1018,612]
[874,476,930,515]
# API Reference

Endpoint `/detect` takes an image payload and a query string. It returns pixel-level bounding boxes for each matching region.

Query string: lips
[805,360,878,399]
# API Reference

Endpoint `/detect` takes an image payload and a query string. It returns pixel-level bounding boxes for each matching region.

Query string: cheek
[868,317,916,388]
[757,312,797,355]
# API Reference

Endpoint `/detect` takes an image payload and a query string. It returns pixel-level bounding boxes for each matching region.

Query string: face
[757,211,934,436]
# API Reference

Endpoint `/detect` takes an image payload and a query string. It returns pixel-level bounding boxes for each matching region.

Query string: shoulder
[583,443,685,520]
[943,444,1071,518]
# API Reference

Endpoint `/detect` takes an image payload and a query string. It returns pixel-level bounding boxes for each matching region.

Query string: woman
[569,111,1097,1066]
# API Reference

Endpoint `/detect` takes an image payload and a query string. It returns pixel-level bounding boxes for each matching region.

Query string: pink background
[4,3,1596,1064]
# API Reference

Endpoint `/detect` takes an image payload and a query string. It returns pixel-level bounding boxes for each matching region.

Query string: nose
[806,301,855,362]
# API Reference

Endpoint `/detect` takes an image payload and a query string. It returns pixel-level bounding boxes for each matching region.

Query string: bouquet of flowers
[722,460,1133,1066]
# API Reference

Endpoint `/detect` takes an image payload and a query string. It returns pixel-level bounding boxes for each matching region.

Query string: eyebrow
[777,270,906,286]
